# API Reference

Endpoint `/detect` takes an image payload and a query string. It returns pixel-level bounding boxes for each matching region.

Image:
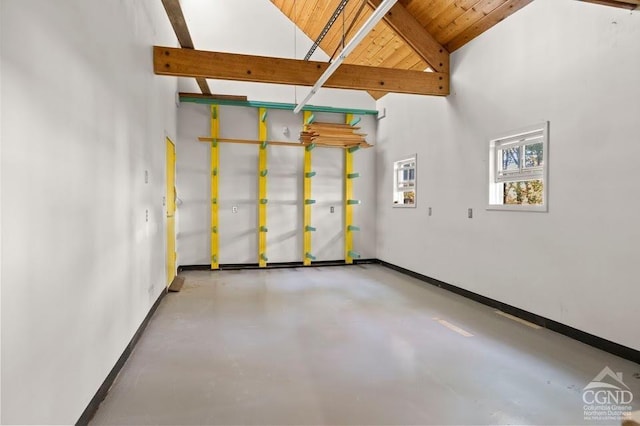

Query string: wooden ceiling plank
[331,8,374,63]
[419,0,458,24]
[579,0,638,9]
[436,0,509,45]
[347,22,394,66]
[161,0,211,94]
[303,0,334,39]
[154,46,450,96]
[426,0,483,35]
[445,0,533,52]
[362,36,405,67]
[323,0,370,57]
[368,0,450,73]
[281,0,296,17]
[374,44,424,69]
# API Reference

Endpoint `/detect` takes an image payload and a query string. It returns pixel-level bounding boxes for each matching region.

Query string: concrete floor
[90,265,640,425]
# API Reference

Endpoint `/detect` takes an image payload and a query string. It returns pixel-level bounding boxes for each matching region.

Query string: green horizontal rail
[348,251,361,259]
[260,253,268,262]
[260,199,268,204]
[180,96,379,116]
[305,226,316,232]
[347,225,360,231]
[348,146,360,153]
[347,199,360,205]
[305,199,316,205]
[260,226,268,232]
[305,253,316,260]
[347,172,360,179]
[305,143,316,152]
[305,171,316,178]
[260,169,268,177]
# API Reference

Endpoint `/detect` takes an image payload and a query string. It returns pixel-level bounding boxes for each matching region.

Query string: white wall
[177,104,377,265]
[0,1,177,423]
[175,0,378,265]
[177,0,376,109]
[376,0,640,351]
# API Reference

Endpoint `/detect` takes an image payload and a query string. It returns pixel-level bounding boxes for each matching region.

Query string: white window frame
[393,154,417,208]
[488,122,549,212]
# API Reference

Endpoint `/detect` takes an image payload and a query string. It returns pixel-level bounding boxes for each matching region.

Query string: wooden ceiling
[156,0,638,100]
[271,0,534,73]
[271,0,638,73]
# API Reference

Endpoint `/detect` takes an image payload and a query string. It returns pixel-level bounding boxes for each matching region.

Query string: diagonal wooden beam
[161,0,211,95]
[579,0,638,9]
[153,46,449,96]
[368,0,449,74]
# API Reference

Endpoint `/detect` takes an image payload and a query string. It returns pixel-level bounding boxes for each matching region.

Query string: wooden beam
[154,46,449,96]
[368,0,449,74]
[579,0,638,9]
[178,93,248,102]
[195,78,212,95]
[445,0,533,52]
[160,0,212,95]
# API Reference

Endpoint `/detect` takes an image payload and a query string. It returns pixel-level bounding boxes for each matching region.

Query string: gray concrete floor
[90,265,640,425]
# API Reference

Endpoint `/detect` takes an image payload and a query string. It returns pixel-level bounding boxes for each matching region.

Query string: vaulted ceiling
[271,0,638,69]
[156,0,639,100]
[272,0,531,72]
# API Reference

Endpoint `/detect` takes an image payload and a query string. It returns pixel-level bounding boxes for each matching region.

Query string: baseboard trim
[77,259,638,425]
[178,258,377,272]
[378,260,640,365]
[76,287,168,425]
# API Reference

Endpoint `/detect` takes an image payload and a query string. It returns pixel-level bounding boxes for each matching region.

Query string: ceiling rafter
[153,46,449,96]
[160,0,211,95]
[368,0,449,73]
[579,0,638,9]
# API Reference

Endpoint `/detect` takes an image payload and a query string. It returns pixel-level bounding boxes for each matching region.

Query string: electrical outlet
[145,209,149,222]
[144,170,149,184]
[232,206,238,213]
[428,207,432,216]
[468,208,473,219]
[330,206,335,213]
[162,196,166,206]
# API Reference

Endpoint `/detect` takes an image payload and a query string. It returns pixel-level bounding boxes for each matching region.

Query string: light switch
[232,206,238,213]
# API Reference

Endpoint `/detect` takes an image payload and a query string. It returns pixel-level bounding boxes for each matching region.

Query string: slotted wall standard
[344,113,357,263]
[303,111,315,265]
[210,105,220,269]
[258,107,268,267]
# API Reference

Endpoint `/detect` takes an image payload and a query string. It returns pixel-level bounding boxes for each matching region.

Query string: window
[488,122,549,212]
[393,155,416,207]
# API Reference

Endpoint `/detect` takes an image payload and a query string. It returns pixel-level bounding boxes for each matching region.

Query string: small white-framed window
[488,122,549,212]
[393,155,416,207]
